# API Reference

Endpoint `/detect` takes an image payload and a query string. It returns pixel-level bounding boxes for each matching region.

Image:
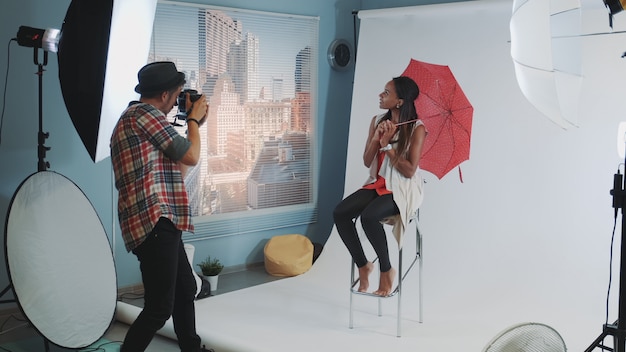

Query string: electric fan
[482,322,567,352]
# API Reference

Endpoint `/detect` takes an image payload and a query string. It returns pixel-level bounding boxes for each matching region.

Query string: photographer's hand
[180,93,207,167]
[187,94,208,126]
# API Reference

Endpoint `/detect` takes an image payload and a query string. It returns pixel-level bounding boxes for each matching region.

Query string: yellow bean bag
[264,234,313,277]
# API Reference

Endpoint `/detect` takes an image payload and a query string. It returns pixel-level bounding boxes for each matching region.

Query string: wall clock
[328,39,352,71]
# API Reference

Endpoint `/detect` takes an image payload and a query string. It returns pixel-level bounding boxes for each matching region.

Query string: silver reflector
[5,171,117,348]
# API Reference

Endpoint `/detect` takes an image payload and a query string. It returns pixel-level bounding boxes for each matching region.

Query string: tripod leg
[584,329,607,352]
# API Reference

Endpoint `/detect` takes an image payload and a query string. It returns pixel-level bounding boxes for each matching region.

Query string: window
[150,1,319,238]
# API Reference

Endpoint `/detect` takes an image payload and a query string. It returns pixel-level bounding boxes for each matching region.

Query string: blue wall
[0,0,460,291]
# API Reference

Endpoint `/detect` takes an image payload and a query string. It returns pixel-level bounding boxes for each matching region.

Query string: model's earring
[396,104,401,109]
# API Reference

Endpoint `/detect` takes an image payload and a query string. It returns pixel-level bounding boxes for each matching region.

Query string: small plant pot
[206,275,219,292]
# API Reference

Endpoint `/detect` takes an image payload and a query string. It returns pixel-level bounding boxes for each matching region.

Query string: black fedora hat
[134,61,185,95]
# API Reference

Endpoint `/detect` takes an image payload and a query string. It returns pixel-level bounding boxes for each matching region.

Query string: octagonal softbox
[58,0,156,162]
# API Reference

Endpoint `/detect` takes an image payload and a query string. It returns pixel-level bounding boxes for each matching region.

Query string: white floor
[116,225,606,352]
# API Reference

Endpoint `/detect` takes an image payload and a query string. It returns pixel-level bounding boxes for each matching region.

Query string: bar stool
[348,211,423,337]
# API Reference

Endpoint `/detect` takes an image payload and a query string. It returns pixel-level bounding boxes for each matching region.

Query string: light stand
[13,25,56,171]
[27,44,53,352]
[585,157,626,352]
[34,48,51,172]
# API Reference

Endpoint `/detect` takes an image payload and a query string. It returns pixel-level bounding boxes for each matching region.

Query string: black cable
[78,340,123,352]
[0,310,123,351]
[0,38,17,146]
[607,212,618,325]
[0,313,30,352]
[607,165,625,325]
[117,292,144,301]
[0,313,27,334]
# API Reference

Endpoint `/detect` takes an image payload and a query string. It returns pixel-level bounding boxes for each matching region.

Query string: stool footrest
[350,252,420,298]
[350,288,399,298]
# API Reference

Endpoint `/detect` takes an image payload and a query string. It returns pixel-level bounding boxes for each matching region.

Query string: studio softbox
[58,0,157,163]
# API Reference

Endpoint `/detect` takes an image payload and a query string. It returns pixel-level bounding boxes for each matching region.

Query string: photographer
[110,61,210,352]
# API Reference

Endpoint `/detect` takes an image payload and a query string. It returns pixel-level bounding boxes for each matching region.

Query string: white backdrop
[348,0,626,350]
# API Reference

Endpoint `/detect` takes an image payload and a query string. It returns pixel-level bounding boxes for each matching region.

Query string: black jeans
[333,189,399,272]
[121,217,201,352]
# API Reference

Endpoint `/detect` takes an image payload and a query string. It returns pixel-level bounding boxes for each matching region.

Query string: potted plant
[197,256,224,292]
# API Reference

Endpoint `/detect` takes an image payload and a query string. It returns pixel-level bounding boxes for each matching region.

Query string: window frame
[151,1,320,239]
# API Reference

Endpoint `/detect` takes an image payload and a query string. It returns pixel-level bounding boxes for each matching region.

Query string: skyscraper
[228,33,260,104]
[293,46,313,132]
[198,10,243,95]
[295,46,312,93]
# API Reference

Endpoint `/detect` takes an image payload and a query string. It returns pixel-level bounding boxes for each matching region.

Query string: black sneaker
[201,345,215,352]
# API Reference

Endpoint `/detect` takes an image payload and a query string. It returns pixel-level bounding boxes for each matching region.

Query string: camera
[176,89,202,119]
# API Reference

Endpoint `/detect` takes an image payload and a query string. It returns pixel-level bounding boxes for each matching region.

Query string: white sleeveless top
[364,114,426,247]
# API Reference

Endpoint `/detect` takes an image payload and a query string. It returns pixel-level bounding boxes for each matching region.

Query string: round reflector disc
[5,171,116,348]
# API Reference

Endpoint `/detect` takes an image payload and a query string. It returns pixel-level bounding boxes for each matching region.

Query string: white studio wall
[350,0,626,350]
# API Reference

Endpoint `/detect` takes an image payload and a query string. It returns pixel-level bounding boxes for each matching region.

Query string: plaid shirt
[110,102,194,252]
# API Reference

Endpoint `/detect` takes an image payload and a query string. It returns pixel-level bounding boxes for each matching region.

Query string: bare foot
[358,262,374,292]
[373,267,397,296]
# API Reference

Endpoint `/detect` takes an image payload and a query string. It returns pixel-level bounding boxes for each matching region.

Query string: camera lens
[176,89,202,120]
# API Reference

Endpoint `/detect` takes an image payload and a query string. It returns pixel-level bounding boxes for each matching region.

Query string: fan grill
[483,322,566,352]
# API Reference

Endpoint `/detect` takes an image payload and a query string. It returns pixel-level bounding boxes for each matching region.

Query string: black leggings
[333,188,399,272]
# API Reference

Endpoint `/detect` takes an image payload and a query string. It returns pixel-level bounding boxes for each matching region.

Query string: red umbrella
[401,58,473,181]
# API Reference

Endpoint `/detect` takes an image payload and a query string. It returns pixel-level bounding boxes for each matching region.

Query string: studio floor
[0,229,610,351]
[0,264,282,351]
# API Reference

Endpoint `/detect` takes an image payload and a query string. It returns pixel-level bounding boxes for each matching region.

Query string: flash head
[16,26,61,53]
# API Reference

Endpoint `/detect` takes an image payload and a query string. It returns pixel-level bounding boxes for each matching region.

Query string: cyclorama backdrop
[119,0,626,350]
[347,0,626,350]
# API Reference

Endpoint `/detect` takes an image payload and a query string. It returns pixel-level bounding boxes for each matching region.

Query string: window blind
[150,1,319,237]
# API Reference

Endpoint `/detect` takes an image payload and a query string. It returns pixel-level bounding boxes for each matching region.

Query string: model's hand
[378,120,397,146]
